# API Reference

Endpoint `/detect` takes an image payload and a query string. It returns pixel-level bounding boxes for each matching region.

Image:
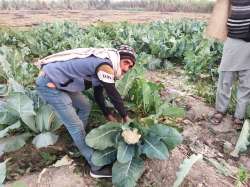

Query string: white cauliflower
[121,128,141,144]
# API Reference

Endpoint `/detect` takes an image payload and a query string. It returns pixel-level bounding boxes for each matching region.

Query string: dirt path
[145,70,249,186]
[6,69,250,187]
[0,10,209,28]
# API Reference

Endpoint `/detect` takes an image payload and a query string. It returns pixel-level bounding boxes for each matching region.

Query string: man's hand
[106,114,117,122]
[122,115,131,123]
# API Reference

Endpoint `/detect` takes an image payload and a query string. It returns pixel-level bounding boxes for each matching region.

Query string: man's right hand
[106,114,117,122]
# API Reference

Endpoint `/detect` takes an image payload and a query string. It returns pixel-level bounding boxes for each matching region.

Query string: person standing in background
[209,0,250,129]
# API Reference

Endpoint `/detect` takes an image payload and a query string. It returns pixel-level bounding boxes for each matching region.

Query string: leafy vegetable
[112,158,144,187]
[0,159,10,185]
[231,120,250,157]
[86,121,182,187]
[173,154,203,187]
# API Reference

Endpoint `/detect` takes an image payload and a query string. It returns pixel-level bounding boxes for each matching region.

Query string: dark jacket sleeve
[93,82,127,118]
[93,85,111,116]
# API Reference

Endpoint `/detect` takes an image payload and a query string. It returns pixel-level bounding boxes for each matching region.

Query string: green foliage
[156,102,185,119]
[0,20,222,85]
[0,46,38,89]
[117,141,136,163]
[148,124,183,151]
[173,154,203,187]
[127,78,163,114]
[86,123,121,150]
[231,120,250,157]
[205,158,237,177]
[235,165,250,187]
[118,63,185,119]
[86,121,182,187]
[35,104,62,133]
[0,84,8,96]
[40,152,57,165]
[31,104,62,148]
[91,148,117,167]
[0,92,62,150]
[6,92,37,132]
[183,39,222,81]
[118,70,185,121]
[116,64,145,97]
[0,133,32,155]
[0,101,19,126]
[0,159,10,185]
[0,20,223,110]
[142,135,168,160]
[10,181,28,187]
[195,81,216,105]
[0,20,216,185]
[112,158,144,187]
[246,104,250,119]
[0,121,21,138]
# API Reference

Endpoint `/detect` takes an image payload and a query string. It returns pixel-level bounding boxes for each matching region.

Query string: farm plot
[0,10,209,28]
[0,19,250,187]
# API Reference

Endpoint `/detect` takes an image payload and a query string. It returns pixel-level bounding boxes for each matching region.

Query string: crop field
[0,10,209,28]
[0,3,250,187]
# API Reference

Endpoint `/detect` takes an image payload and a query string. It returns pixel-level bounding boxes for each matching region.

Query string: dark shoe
[90,166,112,178]
[233,118,244,130]
[209,111,225,125]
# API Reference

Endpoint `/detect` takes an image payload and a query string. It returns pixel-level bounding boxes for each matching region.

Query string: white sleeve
[97,70,115,83]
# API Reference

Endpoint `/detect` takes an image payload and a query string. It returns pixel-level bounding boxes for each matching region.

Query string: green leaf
[6,92,37,132]
[32,132,59,148]
[205,158,237,177]
[0,162,6,184]
[246,104,250,119]
[156,103,185,118]
[112,158,144,187]
[0,84,8,96]
[0,101,18,125]
[117,141,135,163]
[147,58,162,70]
[35,104,62,132]
[116,65,145,97]
[149,124,182,151]
[116,73,135,97]
[231,120,250,157]
[0,159,10,184]
[140,115,156,126]
[9,78,25,93]
[173,154,203,187]
[0,47,12,78]
[0,121,21,138]
[142,82,151,112]
[91,147,117,167]
[10,181,28,187]
[86,123,121,150]
[50,115,63,132]
[142,135,168,160]
[0,133,31,155]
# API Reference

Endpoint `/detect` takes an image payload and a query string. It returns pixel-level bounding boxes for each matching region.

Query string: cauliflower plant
[121,128,141,144]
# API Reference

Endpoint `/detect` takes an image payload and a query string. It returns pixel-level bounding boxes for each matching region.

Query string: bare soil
[0,10,209,28]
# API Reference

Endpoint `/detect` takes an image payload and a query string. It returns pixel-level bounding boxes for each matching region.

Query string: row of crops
[0,20,224,102]
[0,20,223,186]
[0,20,223,83]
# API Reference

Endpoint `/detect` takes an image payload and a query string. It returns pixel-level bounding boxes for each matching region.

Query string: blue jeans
[36,76,100,171]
